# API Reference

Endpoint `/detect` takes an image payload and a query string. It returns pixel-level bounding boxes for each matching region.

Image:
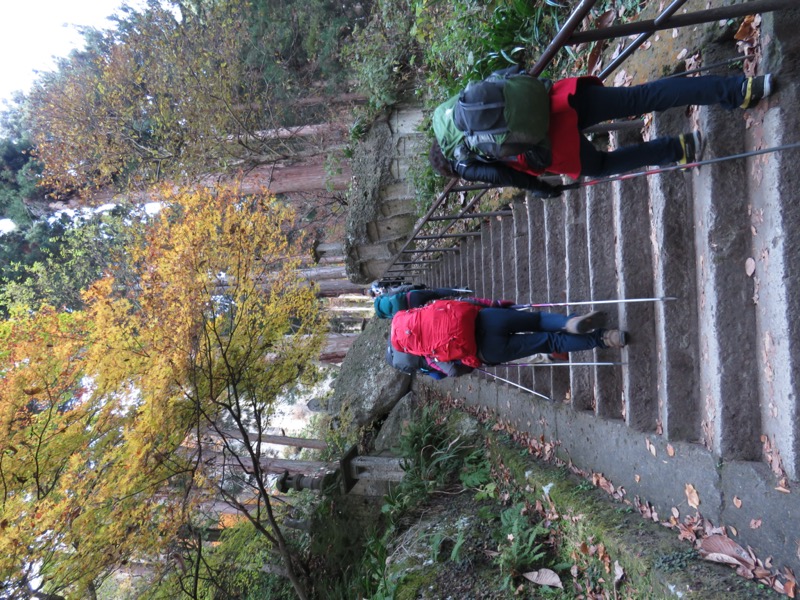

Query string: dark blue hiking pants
[571,75,747,176]
[475,308,605,364]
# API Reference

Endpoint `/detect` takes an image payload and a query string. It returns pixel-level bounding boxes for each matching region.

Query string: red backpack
[390,300,483,368]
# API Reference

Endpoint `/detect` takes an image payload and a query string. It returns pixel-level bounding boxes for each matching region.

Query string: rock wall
[345,105,426,283]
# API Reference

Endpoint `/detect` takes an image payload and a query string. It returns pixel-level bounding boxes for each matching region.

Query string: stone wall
[345,105,426,283]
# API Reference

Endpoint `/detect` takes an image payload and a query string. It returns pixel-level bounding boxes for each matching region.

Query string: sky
[0,0,146,105]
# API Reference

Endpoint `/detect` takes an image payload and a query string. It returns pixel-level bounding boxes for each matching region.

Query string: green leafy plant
[495,503,548,589]
[450,530,467,562]
[356,528,397,599]
[459,447,492,488]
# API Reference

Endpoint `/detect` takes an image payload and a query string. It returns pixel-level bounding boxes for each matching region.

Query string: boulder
[374,391,418,453]
[326,318,411,425]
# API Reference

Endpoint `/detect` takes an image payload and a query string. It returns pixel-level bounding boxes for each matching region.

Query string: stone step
[479,219,492,299]
[745,15,800,479]
[648,107,702,442]
[525,197,552,396]
[693,103,761,462]
[455,230,472,293]
[611,127,658,432]
[543,195,569,403]
[512,201,534,392]
[585,182,624,419]
[564,188,593,412]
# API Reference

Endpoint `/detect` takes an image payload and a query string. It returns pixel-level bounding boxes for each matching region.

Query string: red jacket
[507,76,602,180]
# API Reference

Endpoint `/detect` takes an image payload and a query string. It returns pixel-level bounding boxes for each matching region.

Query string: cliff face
[345,105,426,284]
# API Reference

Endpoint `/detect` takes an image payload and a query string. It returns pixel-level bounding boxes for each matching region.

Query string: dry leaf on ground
[733,496,742,509]
[685,483,700,509]
[699,535,755,569]
[522,568,563,589]
[646,438,657,457]
[614,561,625,586]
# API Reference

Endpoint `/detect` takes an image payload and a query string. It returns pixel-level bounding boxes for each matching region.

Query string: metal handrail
[378,0,793,284]
[598,0,689,80]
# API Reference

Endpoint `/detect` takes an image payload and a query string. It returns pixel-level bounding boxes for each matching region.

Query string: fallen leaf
[754,566,772,579]
[596,9,615,28]
[704,552,746,567]
[776,486,791,494]
[745,257,756,276]
[678,523,697,542]
[785,580,796,598]
[735,14,757,42]
[730,526,738,536]
[750,519,762,529]
[738,564,756,579]
[634,474,640,483]
[677,48,688,60]
[733,496,742,509]
[587,43,604,75]
[699,535,755,568]
[614,561,625,586]
[685,483,700,509]
[613,69,632,88]
[667,444,675,457]
[671,507,680,519]
[522,568,563,589]
[646,438,657,457]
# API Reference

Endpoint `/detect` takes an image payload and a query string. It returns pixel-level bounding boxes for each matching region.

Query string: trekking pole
[559,141,800,192]
[476,368,552,402]
[503,361,626,367]
[511,296,676,310]
[661,55,753,80]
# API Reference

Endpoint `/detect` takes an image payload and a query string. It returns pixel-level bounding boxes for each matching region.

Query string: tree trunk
[315,279,367,297]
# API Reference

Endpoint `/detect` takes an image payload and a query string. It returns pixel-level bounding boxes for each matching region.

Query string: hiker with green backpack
[430,67,774,192]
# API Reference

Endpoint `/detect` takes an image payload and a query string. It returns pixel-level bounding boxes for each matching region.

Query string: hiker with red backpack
[390,298,626,378]
[429,67,775,193]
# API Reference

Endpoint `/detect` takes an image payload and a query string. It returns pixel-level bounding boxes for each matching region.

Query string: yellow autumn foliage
[0,185,327,597]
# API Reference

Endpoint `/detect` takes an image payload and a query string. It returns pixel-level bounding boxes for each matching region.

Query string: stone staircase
[415,7,800,579]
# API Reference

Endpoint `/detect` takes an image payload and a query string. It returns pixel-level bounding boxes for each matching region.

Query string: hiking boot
[678,131,703,165]
[564,310,607,334]
[740,74,774,109]
[601,329,627,348]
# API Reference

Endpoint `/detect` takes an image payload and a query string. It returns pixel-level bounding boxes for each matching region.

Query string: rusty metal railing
[379,0,794,284]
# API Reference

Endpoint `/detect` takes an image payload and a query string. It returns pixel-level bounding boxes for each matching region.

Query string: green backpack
[432,67,552,165]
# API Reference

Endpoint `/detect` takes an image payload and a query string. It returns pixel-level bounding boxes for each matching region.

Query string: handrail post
[530,0,599,76]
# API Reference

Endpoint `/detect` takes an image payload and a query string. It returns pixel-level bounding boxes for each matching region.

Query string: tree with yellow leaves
[0,185,327,599]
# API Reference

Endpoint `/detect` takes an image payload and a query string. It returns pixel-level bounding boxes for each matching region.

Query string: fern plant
[495,503,548,589]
